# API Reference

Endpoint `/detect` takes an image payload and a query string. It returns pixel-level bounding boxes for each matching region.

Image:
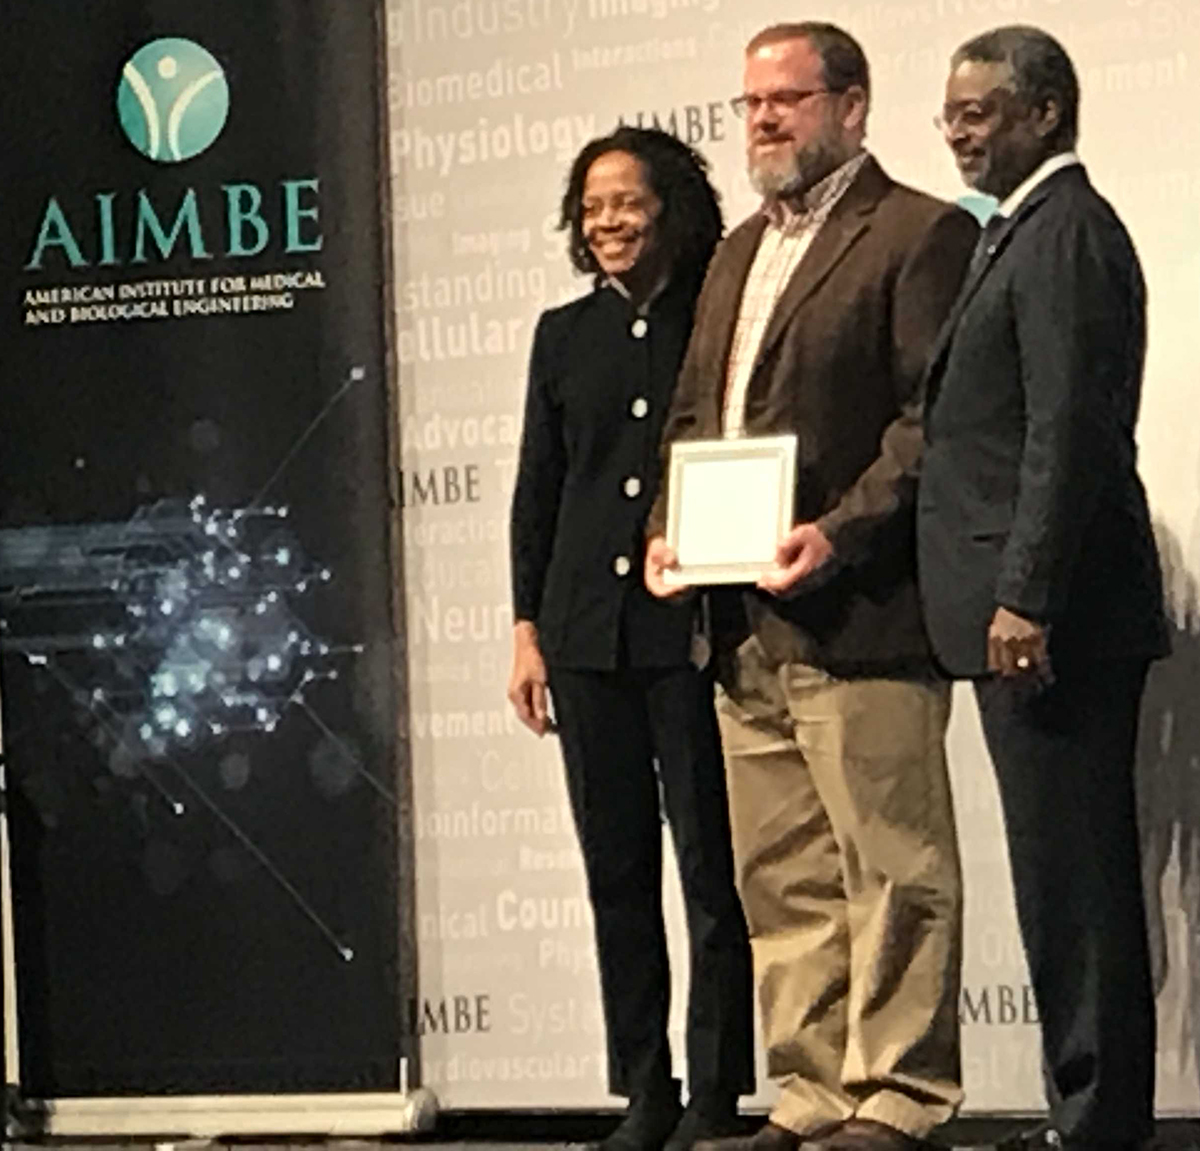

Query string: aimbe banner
[0,2,405,1096]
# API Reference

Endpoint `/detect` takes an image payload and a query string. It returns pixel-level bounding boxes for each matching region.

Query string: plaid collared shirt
[722,151,870,437]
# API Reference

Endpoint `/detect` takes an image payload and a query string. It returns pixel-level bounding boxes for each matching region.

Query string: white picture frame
[663,434,797,586]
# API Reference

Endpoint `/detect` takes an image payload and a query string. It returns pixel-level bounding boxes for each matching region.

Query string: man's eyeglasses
[933,104,992,134]
[933,90,1014,134]
[730,87,836,118]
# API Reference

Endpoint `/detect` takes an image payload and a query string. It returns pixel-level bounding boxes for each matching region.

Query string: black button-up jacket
[510,277,699,669]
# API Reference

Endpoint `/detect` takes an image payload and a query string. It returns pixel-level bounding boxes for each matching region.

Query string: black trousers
[975,657,1154,1146]
[548,662,754,1100]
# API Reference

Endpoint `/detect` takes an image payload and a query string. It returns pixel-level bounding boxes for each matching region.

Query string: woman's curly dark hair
[559,126,723,286]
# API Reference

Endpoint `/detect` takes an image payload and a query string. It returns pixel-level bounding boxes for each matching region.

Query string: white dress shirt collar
[997,150,1081,218]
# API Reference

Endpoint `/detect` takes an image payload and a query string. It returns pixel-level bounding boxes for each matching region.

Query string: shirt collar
[997,150,1081,218]
[604,272,669,313]
[763,150,869,230]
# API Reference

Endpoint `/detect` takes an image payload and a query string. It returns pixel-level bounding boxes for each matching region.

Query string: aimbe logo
[117,38,229,163]
[24,35,321,272]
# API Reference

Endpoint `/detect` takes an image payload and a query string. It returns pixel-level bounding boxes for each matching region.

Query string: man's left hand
[988,606,1053,682]
[757,522,835,597]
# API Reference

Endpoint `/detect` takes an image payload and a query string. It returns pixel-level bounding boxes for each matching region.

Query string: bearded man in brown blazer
[645,22,977,1151]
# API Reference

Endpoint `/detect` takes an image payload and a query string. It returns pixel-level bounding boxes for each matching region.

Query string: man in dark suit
[917,26,1170,1151]
[645,22,978,1151]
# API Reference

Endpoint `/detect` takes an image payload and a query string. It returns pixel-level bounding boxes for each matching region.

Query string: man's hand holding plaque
[756,521,836,596]
[644,536,688,598]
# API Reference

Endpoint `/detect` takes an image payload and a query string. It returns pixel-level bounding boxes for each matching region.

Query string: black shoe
[997,1128,1152,1151]
[695,1120,805,1151]
[663,1092,741,1151]
[599,1080,684,1151]
[995,1125,1063,1151]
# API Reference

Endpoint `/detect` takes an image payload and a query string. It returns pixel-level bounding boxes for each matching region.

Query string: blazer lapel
[924,215,1014,384]
[749,156,888,379]
[926,169,1077,387]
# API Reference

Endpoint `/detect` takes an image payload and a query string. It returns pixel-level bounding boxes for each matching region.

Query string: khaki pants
[716,635,962,1138]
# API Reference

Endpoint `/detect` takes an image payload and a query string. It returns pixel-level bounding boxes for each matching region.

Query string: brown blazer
[648,156,978,675]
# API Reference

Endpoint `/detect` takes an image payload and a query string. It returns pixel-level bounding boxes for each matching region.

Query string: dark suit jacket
[648,156,978,674]
[511,275,702,669]
[918,164,1170,677]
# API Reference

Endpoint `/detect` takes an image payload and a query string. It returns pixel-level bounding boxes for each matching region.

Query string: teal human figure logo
[116,38,230,163]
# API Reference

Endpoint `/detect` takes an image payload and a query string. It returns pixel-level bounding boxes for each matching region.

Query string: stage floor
[14,1121,1200,1151]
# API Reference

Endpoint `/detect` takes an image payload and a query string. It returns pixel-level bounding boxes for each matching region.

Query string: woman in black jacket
[508,127,753,1151]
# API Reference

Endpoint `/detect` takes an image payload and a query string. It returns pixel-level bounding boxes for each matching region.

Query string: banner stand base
[2,1082,36,1141]
[30,1089,439,1139]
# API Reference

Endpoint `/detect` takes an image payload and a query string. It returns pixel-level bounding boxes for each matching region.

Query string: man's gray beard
[749,159,802,198]
[748,141,839,199]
